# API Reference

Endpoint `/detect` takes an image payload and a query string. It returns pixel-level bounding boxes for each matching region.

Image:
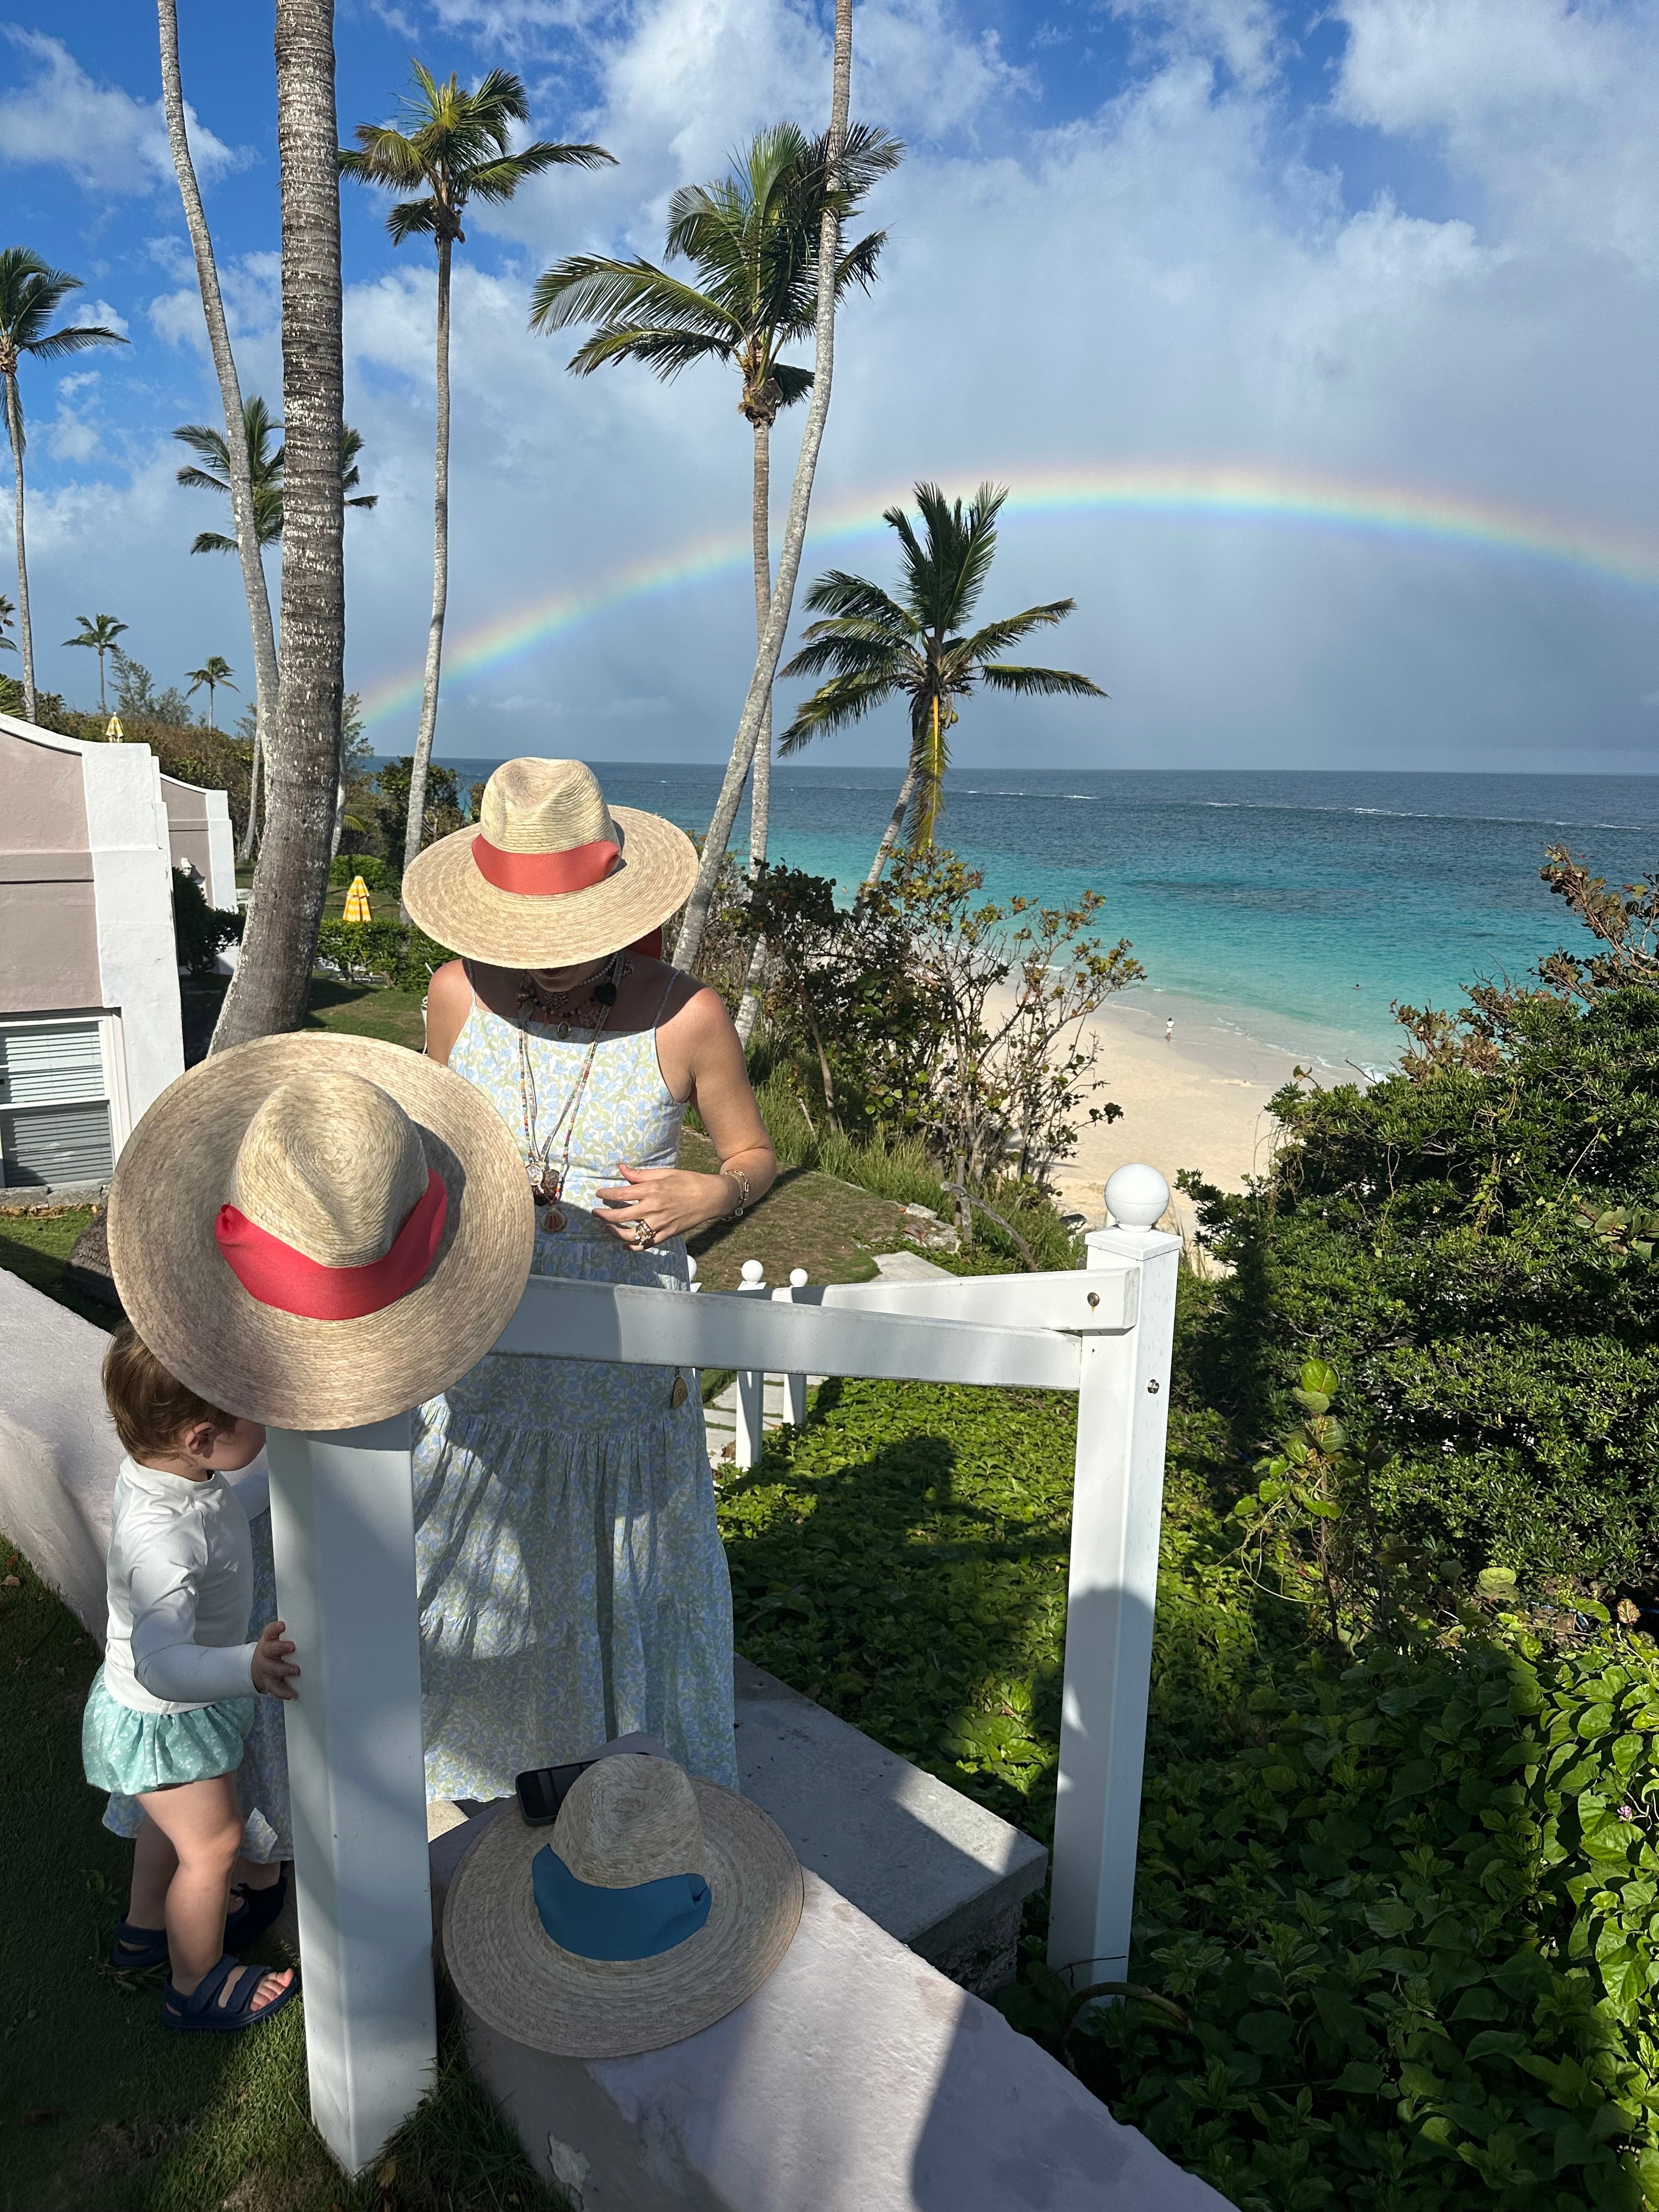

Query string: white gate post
[733,1259,768,1468]
[1048,1167,1181,1991]
[778,1267,809,1428]
[266,1414,437,2172]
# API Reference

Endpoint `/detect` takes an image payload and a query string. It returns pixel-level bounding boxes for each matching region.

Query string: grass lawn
[0,1533,565,2212]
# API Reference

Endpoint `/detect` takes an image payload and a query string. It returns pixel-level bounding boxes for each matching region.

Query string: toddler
[83,1324,300,2032]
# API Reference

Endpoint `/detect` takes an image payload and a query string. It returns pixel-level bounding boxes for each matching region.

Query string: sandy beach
[1042,996,1318,1234]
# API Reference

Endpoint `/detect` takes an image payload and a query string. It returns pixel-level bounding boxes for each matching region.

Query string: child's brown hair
[101,1322,234,1460]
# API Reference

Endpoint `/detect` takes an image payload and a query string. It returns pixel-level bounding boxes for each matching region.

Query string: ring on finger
[633,1218,656,1249]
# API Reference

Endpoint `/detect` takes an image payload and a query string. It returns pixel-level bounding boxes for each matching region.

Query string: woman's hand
[252,1620,300,1700]
[593,1161,740,1248]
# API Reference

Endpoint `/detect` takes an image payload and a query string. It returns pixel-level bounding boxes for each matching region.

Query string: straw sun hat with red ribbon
[107,1034,534,1432]
[402,757,699,968]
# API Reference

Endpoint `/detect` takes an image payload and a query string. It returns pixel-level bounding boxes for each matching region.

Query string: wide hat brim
[444,1782,804,2058]
[403,805,699,967]
[106,1033,534,1432]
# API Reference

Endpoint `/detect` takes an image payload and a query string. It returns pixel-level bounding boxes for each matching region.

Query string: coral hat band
[213,1170,449,1321]
[472,834,620,896]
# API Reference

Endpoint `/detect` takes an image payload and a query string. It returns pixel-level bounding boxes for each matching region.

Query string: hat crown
[230,1072,430,1268]
[553,1755,708,1889]
[481,758,618,858]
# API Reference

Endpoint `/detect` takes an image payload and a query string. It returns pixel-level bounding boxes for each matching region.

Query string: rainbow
[356,460,1659,731]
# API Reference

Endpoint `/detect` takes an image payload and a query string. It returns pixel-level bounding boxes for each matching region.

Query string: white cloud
[0,30,248,196]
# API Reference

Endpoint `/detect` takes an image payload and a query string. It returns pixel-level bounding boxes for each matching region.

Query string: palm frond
[340,127,429,193]
[956,601,1077,662]
[779,628,917,682]
[175,461,229,493]
[529,256,737,339]
[386,198,441,244]
[778,666,905,751]
[799,569,916,631]
[566,324,733,379]
[832,229,887,296]
[978,664,1109,697]
[189,529,239,557]
[772,360,814,409]
[466,142,614,203]
[24,324,126,362]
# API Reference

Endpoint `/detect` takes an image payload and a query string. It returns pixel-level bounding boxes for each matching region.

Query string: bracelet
[721,1167,752,1219]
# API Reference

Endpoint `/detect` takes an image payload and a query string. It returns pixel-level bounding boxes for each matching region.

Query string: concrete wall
[160,773,236,913]
[0,725,101,1014]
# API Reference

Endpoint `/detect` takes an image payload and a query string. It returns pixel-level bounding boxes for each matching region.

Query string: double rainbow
[356,459,1659,732]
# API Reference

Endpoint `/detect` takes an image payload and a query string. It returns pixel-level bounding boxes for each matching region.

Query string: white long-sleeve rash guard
[100,1455,262,1712]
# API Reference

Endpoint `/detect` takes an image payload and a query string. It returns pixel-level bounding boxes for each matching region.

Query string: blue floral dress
[411,975,738,1798]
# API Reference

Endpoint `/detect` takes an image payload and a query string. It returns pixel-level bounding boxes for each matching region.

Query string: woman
[403,758,776,1796]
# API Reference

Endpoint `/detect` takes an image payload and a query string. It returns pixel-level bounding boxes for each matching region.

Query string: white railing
[266,1165,1180,2174]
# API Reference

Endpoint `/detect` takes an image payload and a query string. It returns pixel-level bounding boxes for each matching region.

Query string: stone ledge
[431,1803,1231,2212]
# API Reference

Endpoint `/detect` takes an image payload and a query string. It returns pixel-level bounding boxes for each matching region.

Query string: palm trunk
[158,0,280,867]
[674,0,853,974]
[867,757,917,884]
[402,230,452,896]
[4,373,35,724]
[97,650,106,716]
[210,0,342,1052]
[734,416,772,1043]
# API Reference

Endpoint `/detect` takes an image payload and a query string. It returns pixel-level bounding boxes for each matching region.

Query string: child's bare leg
[127,1815,178,1930]
[232,1855,283,1893]
[138,1774,291,2006]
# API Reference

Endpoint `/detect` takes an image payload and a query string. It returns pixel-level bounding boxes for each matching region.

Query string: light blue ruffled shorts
[82,1667,256,1798]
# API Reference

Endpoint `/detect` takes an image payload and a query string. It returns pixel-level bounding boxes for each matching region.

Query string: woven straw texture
[403,758,698,966]
[107,1033,534,1432]
[444,1766,803,2057]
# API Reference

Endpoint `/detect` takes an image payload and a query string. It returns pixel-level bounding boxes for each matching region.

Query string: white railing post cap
[788,1267,809,1289]
[1104,1163,1171,1234]
[740,1259,766,1287]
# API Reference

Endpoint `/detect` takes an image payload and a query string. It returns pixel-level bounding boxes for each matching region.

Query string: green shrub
[171,865,243,977]
[1182,988,1659,1590]
[329,853,399,891]
[314,916,453,992]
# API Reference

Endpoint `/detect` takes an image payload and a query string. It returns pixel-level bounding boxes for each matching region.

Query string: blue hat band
[532,1844,713,1962]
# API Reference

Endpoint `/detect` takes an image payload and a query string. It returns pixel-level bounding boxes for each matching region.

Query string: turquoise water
[416,761,1659,1071]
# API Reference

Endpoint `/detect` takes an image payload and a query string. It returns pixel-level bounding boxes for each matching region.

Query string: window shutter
[0,1023,115,1188]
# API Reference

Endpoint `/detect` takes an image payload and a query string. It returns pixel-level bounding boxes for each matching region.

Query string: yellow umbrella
[105,715,124,741]
[342,875,373,923]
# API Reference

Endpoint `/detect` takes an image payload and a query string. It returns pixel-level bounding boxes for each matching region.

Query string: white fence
[266,1166,1181,2174]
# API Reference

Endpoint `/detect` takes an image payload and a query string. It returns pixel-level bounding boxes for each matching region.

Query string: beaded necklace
[516,954,629,1233]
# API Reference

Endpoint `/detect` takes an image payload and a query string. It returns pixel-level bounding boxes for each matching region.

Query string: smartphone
[515,1760,596,1826]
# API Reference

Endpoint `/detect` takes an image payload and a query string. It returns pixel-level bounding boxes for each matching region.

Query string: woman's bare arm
[423,960,472,1067]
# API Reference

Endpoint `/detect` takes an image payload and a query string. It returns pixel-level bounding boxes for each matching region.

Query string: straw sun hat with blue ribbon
[443,1753,803,2057]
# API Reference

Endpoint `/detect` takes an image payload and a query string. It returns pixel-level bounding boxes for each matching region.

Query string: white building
[0,712,236,1197]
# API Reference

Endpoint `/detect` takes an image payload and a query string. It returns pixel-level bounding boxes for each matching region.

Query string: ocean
[407,762,1659,1074]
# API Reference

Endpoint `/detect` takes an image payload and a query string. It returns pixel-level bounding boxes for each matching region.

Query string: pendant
[670,1374,688,1409]
[555,1021,572,1041]
[541,1205,566,1235]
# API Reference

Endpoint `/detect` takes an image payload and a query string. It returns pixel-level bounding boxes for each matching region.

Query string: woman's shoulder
[646,961,727,1032]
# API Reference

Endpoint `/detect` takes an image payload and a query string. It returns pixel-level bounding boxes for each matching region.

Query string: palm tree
[177,400,374,554]
[342,66,613,882]
[781,483,1108,879]
[531,122,899,919]
[0,251,126,723]
[211,0,345,1052]
[185,654,237,730]
[159,0,281,866]
[0,592,18,655]
[62,612,129,715]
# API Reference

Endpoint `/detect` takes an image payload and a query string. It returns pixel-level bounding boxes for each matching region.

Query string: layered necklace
[516,954,630,1234]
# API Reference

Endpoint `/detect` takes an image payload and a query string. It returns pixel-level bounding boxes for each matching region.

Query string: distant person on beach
[1165,1017,1174,1043]
[409,758,778,1801]
[84,1327,298,2034]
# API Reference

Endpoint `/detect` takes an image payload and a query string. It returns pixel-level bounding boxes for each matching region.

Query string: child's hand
[251,1619,300,1700]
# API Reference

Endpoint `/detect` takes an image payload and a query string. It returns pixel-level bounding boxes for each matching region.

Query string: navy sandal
[109,1917,170,1973]
[163,1954,296,2034]
[225,1864,290,1947]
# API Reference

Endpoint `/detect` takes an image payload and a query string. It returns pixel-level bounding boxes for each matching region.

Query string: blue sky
[3,0,1658,772]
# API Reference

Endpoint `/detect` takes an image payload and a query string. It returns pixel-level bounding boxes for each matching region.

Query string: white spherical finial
[1104,1163,1171,1234]
[789,1267,809,1289]
[740,1259,766,1286]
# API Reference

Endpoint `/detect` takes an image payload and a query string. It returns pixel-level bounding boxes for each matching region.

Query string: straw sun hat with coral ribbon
[106,1033,534,1433]
[444,1752,803,2058]
[402,757,698,968]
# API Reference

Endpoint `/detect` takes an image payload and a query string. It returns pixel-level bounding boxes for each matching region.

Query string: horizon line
[355,459,1659,732]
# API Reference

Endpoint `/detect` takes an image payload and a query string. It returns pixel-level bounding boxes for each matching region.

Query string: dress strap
[459,959,481,1011]
[651,968,684,1029]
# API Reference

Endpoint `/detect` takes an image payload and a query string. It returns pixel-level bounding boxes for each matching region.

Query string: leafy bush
[329,853,399,891]
[1182,987,1659,1590]
[171,865,242,977]
[314,916,453,991]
